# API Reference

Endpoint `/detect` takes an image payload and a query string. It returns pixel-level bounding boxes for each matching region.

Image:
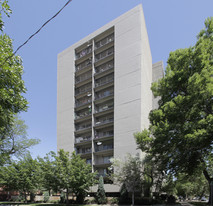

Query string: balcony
[75,73,92,87]
[75,136,92,145]
[95,90,114,103]
[76,148,92,157]
[75,123,92,134]
[76,46,92,60]
[75,88,92,99]
[95,34,114,50]
[94,131,113,141]
[75,99,92,109]
[94,105,113,118]
[95,61,114,78]
[75,124,91,131]
[94,144,113,155]
[95,80,113,93]
[94,157,112,167]
[75,111,92,122]
[95,47,114,63]
[95,118,113,126]
[75,59,92,74]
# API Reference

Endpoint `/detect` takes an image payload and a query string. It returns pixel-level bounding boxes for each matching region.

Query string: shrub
[110,197,119,204]
[119,184,131,204]
[76,192,87,204]
[167,195,176,204]
[43,192,50,203]
[30,192,36,202]
[60,192,65,203]
[96,176,107,204]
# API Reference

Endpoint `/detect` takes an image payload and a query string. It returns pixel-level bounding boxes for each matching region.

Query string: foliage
[0,154,41,202]
[142,155,165,197]
[135,17,213,201]
[119,184,131,204]
[161,174,177,195]
[43,192,50,203]
[0,116,40,165]
[38,151,58,195]
[111,153,143,206]
[55,149,97,204]
[0,1,29,165]
[175,172,208,199]
[96,175,107,204]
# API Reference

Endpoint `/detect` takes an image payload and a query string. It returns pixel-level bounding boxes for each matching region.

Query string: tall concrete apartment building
[57,5,163,192]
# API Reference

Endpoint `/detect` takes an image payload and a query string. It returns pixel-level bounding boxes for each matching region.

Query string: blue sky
[4,0,213,158]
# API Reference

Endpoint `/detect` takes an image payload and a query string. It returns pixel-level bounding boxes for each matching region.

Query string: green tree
[135,17,213,202]
[175,173,208,200]
[0,116,40,165]
[0,1,28,164]
[55,149,97,204]
[96,175,107,204]
[0,154,41,202]
[111,154,143,206]
[38,151,58,196]
[142,155,165,197]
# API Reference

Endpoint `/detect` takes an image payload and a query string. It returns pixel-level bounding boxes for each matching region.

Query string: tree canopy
[0,1,29,164]
[55,150,97,204]
[111,154,143,206]
[135,17,213,200]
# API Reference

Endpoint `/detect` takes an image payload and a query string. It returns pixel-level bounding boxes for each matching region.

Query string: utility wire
[1,0,72,67]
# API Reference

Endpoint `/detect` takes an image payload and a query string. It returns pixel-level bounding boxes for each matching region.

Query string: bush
[110,197,119,204]
[76,192,86,204]
[134,197,152,205]
[60,192,65,203]
[96,176,107,204]
[167,195,176,204]
[86,197,96,204]
[43,192,50,203]
[17,193,25,202]
[119,184,131,204]
[30,192,36,202]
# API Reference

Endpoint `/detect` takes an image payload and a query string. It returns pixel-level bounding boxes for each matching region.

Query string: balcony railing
[76,59,92,72]
[75,74,92,84]
[95,91,113,100]
[75,111,91,120]
[75,124,92,132]
[95,159,112,165]
[95,144,113,152]
[96,105,113,113]
[95,34,114,50]
[75,136,92,143]
[75,87,92,96]
[95,118,113,126]
[95,48,114,62]
[95,78,114,88]
[94,131,114,140]
[75,99,92,108]
[76,148,92,155]
[95,61,114,74]
[76,46,92,60]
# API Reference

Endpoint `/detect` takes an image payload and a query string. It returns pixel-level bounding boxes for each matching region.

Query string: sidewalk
[180,201,194,206]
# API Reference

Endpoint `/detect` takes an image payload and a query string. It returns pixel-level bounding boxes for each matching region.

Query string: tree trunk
[24,191,27,203]
[132,191,135,206]
[66,188,69,206]
[203,169,213,204]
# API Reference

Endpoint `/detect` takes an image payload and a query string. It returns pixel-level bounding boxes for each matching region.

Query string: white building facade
[57,4,163,192]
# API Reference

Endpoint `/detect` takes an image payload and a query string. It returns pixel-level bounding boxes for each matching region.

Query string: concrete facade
[57,4,163,192]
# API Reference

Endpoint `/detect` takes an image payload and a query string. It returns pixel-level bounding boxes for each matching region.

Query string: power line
[0,0,72,67]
